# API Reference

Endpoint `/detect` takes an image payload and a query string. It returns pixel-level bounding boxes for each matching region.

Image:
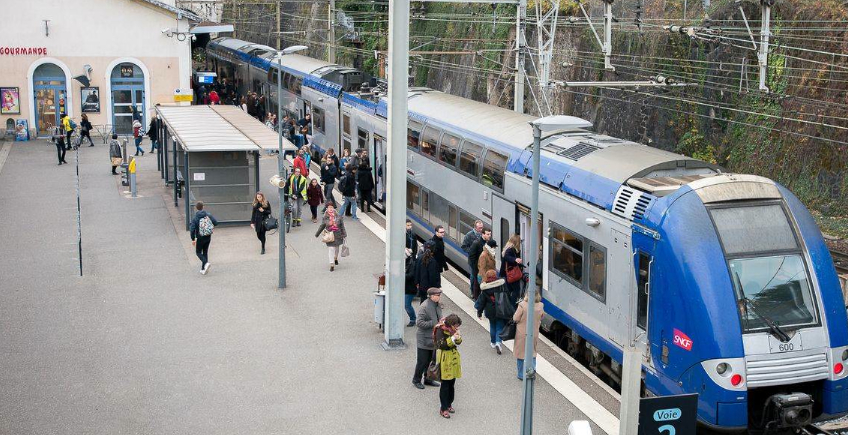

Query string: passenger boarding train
[206,37,848,431]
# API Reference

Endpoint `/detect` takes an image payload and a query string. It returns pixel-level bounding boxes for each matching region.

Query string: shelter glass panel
[458,141,483,178]
[438,134,460,167]
[420,126,440,159]
[550,223,583,287]
[709,204,798,256]
[482,149,508,190]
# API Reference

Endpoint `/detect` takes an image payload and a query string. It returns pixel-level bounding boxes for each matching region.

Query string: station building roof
[155,105,296,153]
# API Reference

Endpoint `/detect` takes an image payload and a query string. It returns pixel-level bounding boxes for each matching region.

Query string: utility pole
[758,0,773,92]
[383,0,409,350]
[513,0,526,113]
[276,0,281,50]
[328,0,336,63]
[603,0,614,71]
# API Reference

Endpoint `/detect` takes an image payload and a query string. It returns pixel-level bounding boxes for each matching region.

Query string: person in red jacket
[208,90,220,105]
[306,178,324,223]
[292,149,308,177]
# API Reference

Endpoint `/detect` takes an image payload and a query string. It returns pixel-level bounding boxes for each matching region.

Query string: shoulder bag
[263,216,278,231]
[340,241,350,257]
[426,349,441,382]
[506,264,523,284]
[321,230,335,244]
[499,321,516,341]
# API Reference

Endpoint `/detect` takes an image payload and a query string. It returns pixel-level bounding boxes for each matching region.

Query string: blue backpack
[69,119,78,130]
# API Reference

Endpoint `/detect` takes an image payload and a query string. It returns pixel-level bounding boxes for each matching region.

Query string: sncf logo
[673,328,693,351]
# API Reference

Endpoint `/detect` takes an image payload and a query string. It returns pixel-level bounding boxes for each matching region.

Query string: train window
[448,205,458,241]
[407,181,420,215]
[429,194,446,231]
[358,128,368,149]
[438,134,460,167]
[636,252,651,330]
[421,190,430,222]
[343,114,351,135]
[549,223,584,287]
[420,126,440,159]
[283,73,292,90]
[459,141,483,178]
[588,244,607,302]
[291,76,302,95]
[482,149,508,190]
[708,203,798,256]
[459,211,476,239]
[408,121,422,151]
[312,107,325,134]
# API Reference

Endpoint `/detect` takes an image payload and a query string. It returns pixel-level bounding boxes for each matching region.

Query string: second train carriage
[205,37,848,431]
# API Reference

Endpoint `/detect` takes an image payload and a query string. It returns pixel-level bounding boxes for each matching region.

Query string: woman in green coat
[435,313,463,418]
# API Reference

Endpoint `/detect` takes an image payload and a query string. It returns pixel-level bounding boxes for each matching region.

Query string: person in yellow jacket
[61,113,74,151]
[435,313,463,419]
[286,167,308,227]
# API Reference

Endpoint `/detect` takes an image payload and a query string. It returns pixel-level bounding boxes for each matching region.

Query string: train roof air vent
[558,142,601,161]
[612,186,653,221]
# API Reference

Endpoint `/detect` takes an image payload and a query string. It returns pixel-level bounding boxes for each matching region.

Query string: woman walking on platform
[250,192,271,255]
[477,270,507,355]
[80,114,94,147]
[315,201,346,271]
[306,178,324,223]
[109,134,122,174]
[436,313,463,418]
[513,289,544,380]
[500,234,523,304]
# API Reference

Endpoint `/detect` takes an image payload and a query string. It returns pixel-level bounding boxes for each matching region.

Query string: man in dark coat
[412,287,443,389]
[338,165,358,219]
[357,163,375,213]
[405,219,418,260]
[430,225,449,272]
[467,228,492,299]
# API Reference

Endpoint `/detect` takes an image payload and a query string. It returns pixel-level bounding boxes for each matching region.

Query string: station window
[438,133,460,167]
[358,128,368,149]
[408,121,422,151]
[407,181,420,215]
[550,223,584,287]
[448,205,459,241]
[343,114,351,136]
[420,126,441,159]
[312,107,325,134]
[588,244,606,301]
[482,149,508,190]
[459,141,483,178]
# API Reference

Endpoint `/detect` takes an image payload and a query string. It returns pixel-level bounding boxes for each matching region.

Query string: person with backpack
[190,201,218,275]
[79,114,94,147]
[109,134,122,174]
[412,287,442,390]
[314,201,346,271]
[357,162,375,213]
[286,167,308,227]
[250,192,271,255]
[61,113,75,150]
[132,119,144,156]
[414,243,441,301]
[477,270,509,355]
[320,156,337,201]
[338,164,358,220]
[306,178,324,223]
[435,313,463,418]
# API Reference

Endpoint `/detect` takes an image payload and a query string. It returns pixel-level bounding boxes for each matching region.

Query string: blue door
[33,63,67,137]
[111,63,145,135]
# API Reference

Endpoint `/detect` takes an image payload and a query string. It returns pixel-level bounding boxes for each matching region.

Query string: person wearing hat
[412,287,443,390]
[478,238,498,286]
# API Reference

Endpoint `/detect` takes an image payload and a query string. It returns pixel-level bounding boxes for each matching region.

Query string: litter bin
[374,290,385,330]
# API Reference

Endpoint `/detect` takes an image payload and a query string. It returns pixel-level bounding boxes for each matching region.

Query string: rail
[831,248,848,275]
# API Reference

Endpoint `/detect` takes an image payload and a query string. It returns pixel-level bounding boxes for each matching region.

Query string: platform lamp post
[274,44,308,289]
[521,115,593,435]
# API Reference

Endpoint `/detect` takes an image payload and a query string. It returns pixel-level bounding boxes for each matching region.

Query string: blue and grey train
[206,37,848,431]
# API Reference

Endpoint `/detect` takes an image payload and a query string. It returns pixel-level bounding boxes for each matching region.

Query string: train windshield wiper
[733,272,791,343]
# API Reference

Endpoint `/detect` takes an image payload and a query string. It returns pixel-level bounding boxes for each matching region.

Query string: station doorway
[110,63,145,135]
[33,63,67,137]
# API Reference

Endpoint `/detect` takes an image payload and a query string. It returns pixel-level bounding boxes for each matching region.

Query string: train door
[341,110,352,156]
[492,195,515,263]
[634,250,653,364]
[303,101,312,135]
[373,134,386,207]
[517,203,544,294]
[607,228,633,348]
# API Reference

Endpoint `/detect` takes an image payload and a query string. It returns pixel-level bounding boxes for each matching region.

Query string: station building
[0,0,202,138]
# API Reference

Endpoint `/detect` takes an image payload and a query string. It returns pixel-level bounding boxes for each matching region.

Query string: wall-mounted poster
[15,119,29,141]
[1,87,20,114]
[81,87,100,113]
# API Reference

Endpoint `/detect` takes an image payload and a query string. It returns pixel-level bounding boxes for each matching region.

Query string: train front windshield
[709,202,820,333]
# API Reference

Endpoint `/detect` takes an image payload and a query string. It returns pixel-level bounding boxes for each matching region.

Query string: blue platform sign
[638,394,698,435]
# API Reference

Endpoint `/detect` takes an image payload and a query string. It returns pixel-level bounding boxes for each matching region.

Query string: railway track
[832,249,848,275]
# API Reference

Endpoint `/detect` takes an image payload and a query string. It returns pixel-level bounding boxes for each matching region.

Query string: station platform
[0,139,620,434]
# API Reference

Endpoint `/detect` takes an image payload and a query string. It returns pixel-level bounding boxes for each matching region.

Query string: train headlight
[716,363,729,375]
[842,349,848,361]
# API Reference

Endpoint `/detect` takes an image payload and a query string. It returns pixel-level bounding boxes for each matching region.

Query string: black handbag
[495,290,516,320]
[499,321,516,341]
[263,216,279,231]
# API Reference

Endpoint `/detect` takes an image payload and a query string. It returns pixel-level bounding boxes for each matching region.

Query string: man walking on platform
[430,225,449,272]
[461,220,484,293]
[338,164,358,220]
[190,201,218,275]
[286,167,308,227]
[413,287,443,390]
[468,228,491,300]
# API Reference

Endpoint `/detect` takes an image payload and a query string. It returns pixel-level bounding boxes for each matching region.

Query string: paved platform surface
[0,139,613,434]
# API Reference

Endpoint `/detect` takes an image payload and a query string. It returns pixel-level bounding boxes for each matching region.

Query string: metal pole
[173,138,179,207]
[184,152,190,231]
[603,0,615,71]
[520,124,542,434]
[277,62,287,289]
[382,0,409,350]
[619,347,642,435]
[328,0,336,63]
[758,0,772,92]
[276,0,281,50]
[513,0,526,113]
